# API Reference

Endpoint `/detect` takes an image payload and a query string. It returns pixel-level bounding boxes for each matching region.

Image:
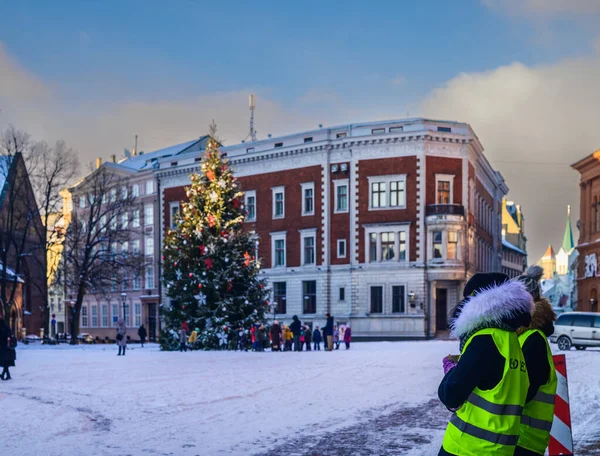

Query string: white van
[550,312,600,351]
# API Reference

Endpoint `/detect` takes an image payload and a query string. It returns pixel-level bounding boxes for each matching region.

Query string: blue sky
[1,0,600,260]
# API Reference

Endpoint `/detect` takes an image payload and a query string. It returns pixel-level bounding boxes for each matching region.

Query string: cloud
[420,53,600,261]
[0,42,51,101]
[391,75,405,87]
[0,42,316,167]
[482,0,600,17]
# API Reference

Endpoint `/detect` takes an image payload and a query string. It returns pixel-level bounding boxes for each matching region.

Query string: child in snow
[304,325,312,351]
[313,326,322,351]
[344,325,352,349]
[299,328,305,352]
[188,328,199,350]
[334,325,340,349]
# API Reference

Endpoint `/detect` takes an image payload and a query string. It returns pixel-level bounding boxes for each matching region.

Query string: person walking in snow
[514,266,558,456]
[313,326,322,351]
[289,315,302,352]
[257,324,266,352]
[270,321,282,352]
[283,326,293,351]
[334,325,340,349]
[178,325,188,352]
[344,325,352,349]
[438,273,533,456]
[116,319,127,356]
[304,325,312,351]
[323,313,334,351]
[138,324,147,347]
[0,317,16,380]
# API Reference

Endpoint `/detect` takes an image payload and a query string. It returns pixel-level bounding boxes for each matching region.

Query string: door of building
[436,288,448,331]
[148,303,157,342]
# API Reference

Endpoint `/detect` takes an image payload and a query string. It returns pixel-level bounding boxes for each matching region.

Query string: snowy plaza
[1,341,599,456]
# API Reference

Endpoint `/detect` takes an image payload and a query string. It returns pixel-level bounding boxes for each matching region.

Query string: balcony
[426,204,465,217]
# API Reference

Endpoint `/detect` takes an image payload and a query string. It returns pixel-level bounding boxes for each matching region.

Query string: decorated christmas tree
[161,137,269,350]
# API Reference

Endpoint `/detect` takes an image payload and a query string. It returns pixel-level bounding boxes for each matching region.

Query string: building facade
[501,199,527,278]
[64,139,208,341]
[157,119,508,339]
[572,151,600,312]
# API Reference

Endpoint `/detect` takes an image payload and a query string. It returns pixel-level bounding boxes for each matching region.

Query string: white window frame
[299,228,317,267]
[144,203,154,227]
[334,179,349,214]
[368,175,407,211]
[110,189,117,203]
[270,231,287,268]
[301,182,315,216]
[272,186,285,219]
[145,264,154,289]
[91,305,98,327]
[390,284,408,314]
[435,174,454,205]
[120,213,128,230]
[101,304,109,327]
[364,224,410,263]
[132,184,139,198]
[169,202,180,229]
[81,305,88,327]
[132,239,140,255]
[132,209,140,228]
[134,303,142,327]
[121,186,128,200]
[79,196,86,208]
[428,229,462,262]
[244,191,256,222]
[112,303,119,326]
[146,180,155,195]
[145,236,154,256]
[337,239,347,259]
[369,284,385,314]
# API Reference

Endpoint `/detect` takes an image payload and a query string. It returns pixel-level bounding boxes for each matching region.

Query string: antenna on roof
[244,94,257,143]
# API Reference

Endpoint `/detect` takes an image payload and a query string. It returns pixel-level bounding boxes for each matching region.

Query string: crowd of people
[176,312,353,352]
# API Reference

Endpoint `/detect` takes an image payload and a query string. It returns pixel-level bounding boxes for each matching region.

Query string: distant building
[538,206,578,309]
[157,118,508,339]
[572,151,600,312]
[538,245,556,280]
[64,138,209,342]
[501,199,527,278]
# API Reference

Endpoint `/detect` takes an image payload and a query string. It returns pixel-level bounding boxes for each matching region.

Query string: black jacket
[289,317,302,336]
[0,322,16,367]
[323,317,334,336]
[138,326,147,339]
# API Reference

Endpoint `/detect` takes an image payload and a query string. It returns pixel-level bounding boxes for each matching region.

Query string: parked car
[78,333,95,344]
[25,334,42,342]
[550,312,600,351]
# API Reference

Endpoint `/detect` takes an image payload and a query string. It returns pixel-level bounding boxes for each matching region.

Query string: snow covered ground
[0,341,598,456]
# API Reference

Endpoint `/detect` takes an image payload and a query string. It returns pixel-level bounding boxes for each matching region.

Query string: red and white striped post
[549,354,574,456]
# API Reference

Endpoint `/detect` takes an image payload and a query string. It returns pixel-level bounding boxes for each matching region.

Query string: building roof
[0,156,13,193]
[541,244,556,260]
[502,238,527,255]
[562,205,575,252]
[118,137,209,171]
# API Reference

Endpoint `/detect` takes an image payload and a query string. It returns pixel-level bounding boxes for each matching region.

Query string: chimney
[95,158,103,169]
[110,154,116,163]
[132,134,138,156]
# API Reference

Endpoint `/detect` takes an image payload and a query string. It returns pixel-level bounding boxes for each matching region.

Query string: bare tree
[63,166,143,343]
[24,139,80,332]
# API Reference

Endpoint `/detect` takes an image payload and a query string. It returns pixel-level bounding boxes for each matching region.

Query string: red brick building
[157,119,507,339]
[572,151,600,311]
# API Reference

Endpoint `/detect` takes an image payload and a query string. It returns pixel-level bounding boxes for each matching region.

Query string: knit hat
[515,265,544,301]
[462,273,510,298]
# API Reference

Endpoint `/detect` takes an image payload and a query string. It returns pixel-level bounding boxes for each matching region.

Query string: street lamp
[121,292,127,325]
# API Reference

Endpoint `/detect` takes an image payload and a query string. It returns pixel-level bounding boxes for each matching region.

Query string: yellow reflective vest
[517,329,557,454]
[442,328,530,456]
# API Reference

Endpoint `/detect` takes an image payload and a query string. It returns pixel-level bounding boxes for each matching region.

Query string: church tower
[538,244,556,280]
[556,205,575,276]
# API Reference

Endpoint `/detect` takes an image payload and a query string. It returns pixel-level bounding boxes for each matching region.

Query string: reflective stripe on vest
[467,392,523,416]
[450,415,520,446]
[517,328,558,455]
[442,328,529,456]
[521,415,553,432]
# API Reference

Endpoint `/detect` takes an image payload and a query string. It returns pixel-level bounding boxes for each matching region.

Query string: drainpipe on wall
[156,173,162,338]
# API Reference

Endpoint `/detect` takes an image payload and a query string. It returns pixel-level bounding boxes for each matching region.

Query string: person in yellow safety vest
[515,266,558,456]
[438,273,534,456]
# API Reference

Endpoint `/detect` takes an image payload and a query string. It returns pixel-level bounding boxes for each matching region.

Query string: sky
[2,0,600,261]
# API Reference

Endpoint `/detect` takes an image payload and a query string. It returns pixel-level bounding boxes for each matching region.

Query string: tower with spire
[556,205,575,275]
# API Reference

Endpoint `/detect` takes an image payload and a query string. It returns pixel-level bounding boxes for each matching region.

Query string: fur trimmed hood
[451,280,534,340]
[516,298,556,336]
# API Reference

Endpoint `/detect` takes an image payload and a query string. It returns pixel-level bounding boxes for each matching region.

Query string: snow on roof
[0,262,24,283]
[0,156,13,193]
[118,138,207,171]
[502,238,527,255]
